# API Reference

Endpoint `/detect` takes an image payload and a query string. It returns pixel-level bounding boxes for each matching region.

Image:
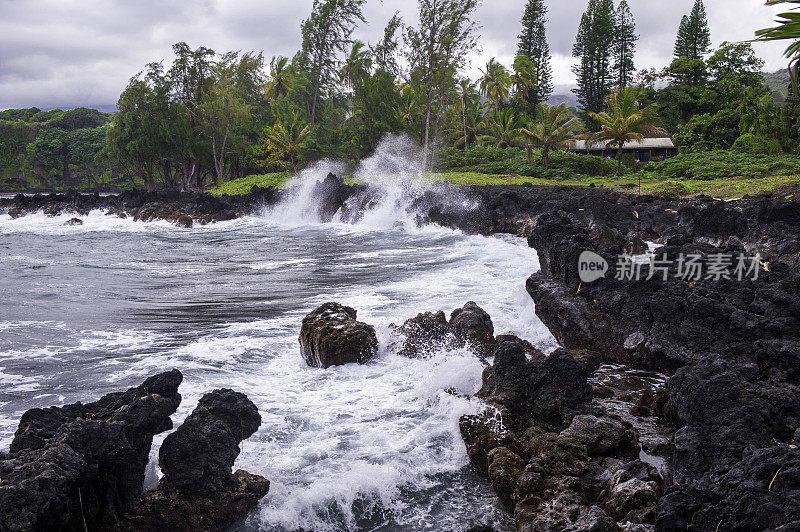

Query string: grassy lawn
[430,172,799,198]
[208,172,290,195]
[209,171,799,199]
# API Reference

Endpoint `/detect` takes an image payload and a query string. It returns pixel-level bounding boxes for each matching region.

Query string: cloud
[0,0,791,109]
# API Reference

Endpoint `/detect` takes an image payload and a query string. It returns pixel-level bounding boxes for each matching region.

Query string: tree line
[0,0,798,192]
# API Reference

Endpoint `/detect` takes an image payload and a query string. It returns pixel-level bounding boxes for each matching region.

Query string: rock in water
[0,370,183,531]
[175,214,193,228]
[460,342,664,531]
[395,310,454,358]
[450,301,496,355]
[477,342,593,432]
[128,389,269,531]
[159,389,261,493]
[313,172,359,221]
[299,302,378,368]
[64,217,83,226]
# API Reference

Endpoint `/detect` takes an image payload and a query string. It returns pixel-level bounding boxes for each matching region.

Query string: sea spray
[261,159,347,225]
[262,134,477,231]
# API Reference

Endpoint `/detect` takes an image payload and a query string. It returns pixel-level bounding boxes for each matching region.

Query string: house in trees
[568,137,678,162]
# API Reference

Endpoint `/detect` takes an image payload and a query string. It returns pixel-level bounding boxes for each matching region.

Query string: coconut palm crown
[519,102,580,168]
[587,86,667,176]
[479,58,511,118]
[264,56,291,100]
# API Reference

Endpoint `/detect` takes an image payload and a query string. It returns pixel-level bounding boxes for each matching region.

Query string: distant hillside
[764,69,791,103]
[547,93,579,108]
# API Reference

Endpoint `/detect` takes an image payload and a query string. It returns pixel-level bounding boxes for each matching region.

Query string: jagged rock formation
[125,389,269,531]
[522,201,800,530]
[393,302,497,359]
[0,370,183,531]
[460,341,662,530]
[299,302,379,368]
[0,373,269,532]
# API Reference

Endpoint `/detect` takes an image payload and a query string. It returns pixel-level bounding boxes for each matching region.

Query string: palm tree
[587,86,667,177]
[456,78,479,148]
[264,56,291,100]
[511,55,537,105]
[756,1,800,95]
[340,41,372,90]
[479,58,511,118]
[263,111,311,172]
[519,103,580,169]
[481,109,525,149]
[445,99,487,148]
[398,85,417,127]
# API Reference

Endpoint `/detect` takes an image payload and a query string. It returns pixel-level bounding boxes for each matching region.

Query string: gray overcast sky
[0,0,793,110]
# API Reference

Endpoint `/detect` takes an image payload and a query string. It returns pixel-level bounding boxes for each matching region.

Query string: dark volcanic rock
[521,196,800,532]
[64,217,83,226]
[312,172,364,221]
[559,415,639,459]
[0,370,183,531]
[127,389,269,531]
[526,213,800,373]
[458,340,659,530]
[477,342,593,432]
[678,200,748,238]
[394,310,453,358]
[0,187,284,226]
[393,302,501,359]
[158,388,262,494]
[175,214,193,228]
[126,470,269,532]
[450,301,496,356]
[299,302,378,368]
[459,410,521,477]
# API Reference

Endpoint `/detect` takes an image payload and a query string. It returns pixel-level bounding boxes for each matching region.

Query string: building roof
[569,138,675,151]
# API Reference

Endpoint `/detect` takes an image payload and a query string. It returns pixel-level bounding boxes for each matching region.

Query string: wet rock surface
[460,338,662,531]
[0,370,183,531]
[299,302,379,368]
[313,172,367,221]
[392,301,497,359]
[0,373,269,532]
[516,193,800,531]
[450,301,496,356]
[125,389,269,531]
[0,187,282,226]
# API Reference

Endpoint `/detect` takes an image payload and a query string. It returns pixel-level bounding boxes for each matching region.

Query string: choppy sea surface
[0,177,557,530]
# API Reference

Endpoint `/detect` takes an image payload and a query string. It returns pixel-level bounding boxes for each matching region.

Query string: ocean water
[0,149,558,530]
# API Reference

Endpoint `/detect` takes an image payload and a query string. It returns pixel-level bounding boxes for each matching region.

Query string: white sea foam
[0,139,556,530]
[83,227,550,531]
[261,159,347,226]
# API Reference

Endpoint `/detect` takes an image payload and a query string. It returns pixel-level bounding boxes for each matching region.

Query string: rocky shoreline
[438,184,799,530]
[0,371,267,531]
[2,178,799,530]
[0,173,364,227]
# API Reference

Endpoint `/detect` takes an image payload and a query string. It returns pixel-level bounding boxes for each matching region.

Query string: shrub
[435,145,623,177]
[732,133,783,156]
[653,150,800,180]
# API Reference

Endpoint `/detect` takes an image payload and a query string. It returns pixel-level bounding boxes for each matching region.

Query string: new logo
[578,250,609,283]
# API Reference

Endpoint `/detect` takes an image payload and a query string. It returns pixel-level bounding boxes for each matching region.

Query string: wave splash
[261,134,470,230]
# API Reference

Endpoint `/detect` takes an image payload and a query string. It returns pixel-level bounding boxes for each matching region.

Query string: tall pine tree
[674,0,711,59]
[573,0,616,118]
[518,0,553,103]
[613,0,637,87]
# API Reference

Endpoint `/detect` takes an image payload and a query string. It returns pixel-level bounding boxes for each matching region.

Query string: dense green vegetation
[1,0,799,194]
[0,107,128,191]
